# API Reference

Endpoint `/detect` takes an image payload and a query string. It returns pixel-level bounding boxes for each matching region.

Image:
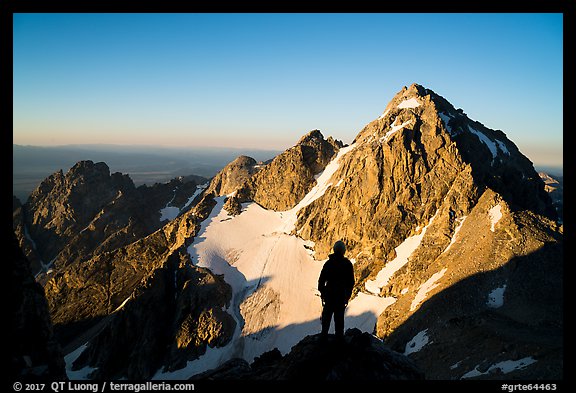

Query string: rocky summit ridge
[235,129,344,211]
[296,83,556,261]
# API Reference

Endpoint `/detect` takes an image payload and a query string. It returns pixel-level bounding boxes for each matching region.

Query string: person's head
[333,240,346,256]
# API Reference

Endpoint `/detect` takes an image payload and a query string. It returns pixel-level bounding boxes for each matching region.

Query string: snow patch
[438,112,455,135]
[112,296,132,313]
[467,125,510,162]
[24,226,38,250]
[488,204,502,232]
[154,341,236,380]
[183,182,208,209]
[487,284,507,308]
[365,211,438,295]
[443,216,467,253]
[404,329,431,355]
[65,344,97,380]
[378,108,390,120]
[345,292,396,333]
[379,118,413,143]
[397,97,420,109]
[160,206,180,221]
[495,139,510,155]
[450,360,462,370]
[160,182,208,221]
[410,268,447,311]
[461,357,537,379]
[468,125,498,160]
[160,188,179,221]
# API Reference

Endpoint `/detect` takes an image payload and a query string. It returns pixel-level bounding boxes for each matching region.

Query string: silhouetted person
[318,240,355,340]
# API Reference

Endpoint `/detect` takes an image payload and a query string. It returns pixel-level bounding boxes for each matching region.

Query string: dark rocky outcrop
[138,175,207,214]
[191,328,424,380]
[23,161,139,267]
[13,196,44,274]
[10,233,66,380]
[70,249,236,380]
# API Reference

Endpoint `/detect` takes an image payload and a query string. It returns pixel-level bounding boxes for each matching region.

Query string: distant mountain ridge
[12,83,562,380]
[12,144,280,202]
[538,172,563,223]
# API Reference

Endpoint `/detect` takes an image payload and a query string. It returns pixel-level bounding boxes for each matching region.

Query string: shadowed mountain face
[11,160,236,380]
[10,233,66,380]
[381,243,563,380]
[67,249,236,380]
[35,193,237,380]
[12,83,562,380]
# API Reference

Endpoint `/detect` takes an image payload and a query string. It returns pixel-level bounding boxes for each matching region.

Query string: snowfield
[398,97,421,109]
[460,357,537,379]
[154,143,395,379]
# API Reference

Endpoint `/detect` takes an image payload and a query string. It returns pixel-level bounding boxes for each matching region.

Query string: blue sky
[13,13,563,167]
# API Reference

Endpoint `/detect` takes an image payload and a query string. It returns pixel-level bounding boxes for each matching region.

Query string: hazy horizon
[12,141,563,205]
[12,140,564,169]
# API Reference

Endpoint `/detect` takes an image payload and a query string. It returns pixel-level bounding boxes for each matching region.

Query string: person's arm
[346,262,355,301]
[318,266,326,296]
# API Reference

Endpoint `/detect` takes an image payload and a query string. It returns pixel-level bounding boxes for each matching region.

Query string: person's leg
[321,303,334,337]
[334,303,345,339]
